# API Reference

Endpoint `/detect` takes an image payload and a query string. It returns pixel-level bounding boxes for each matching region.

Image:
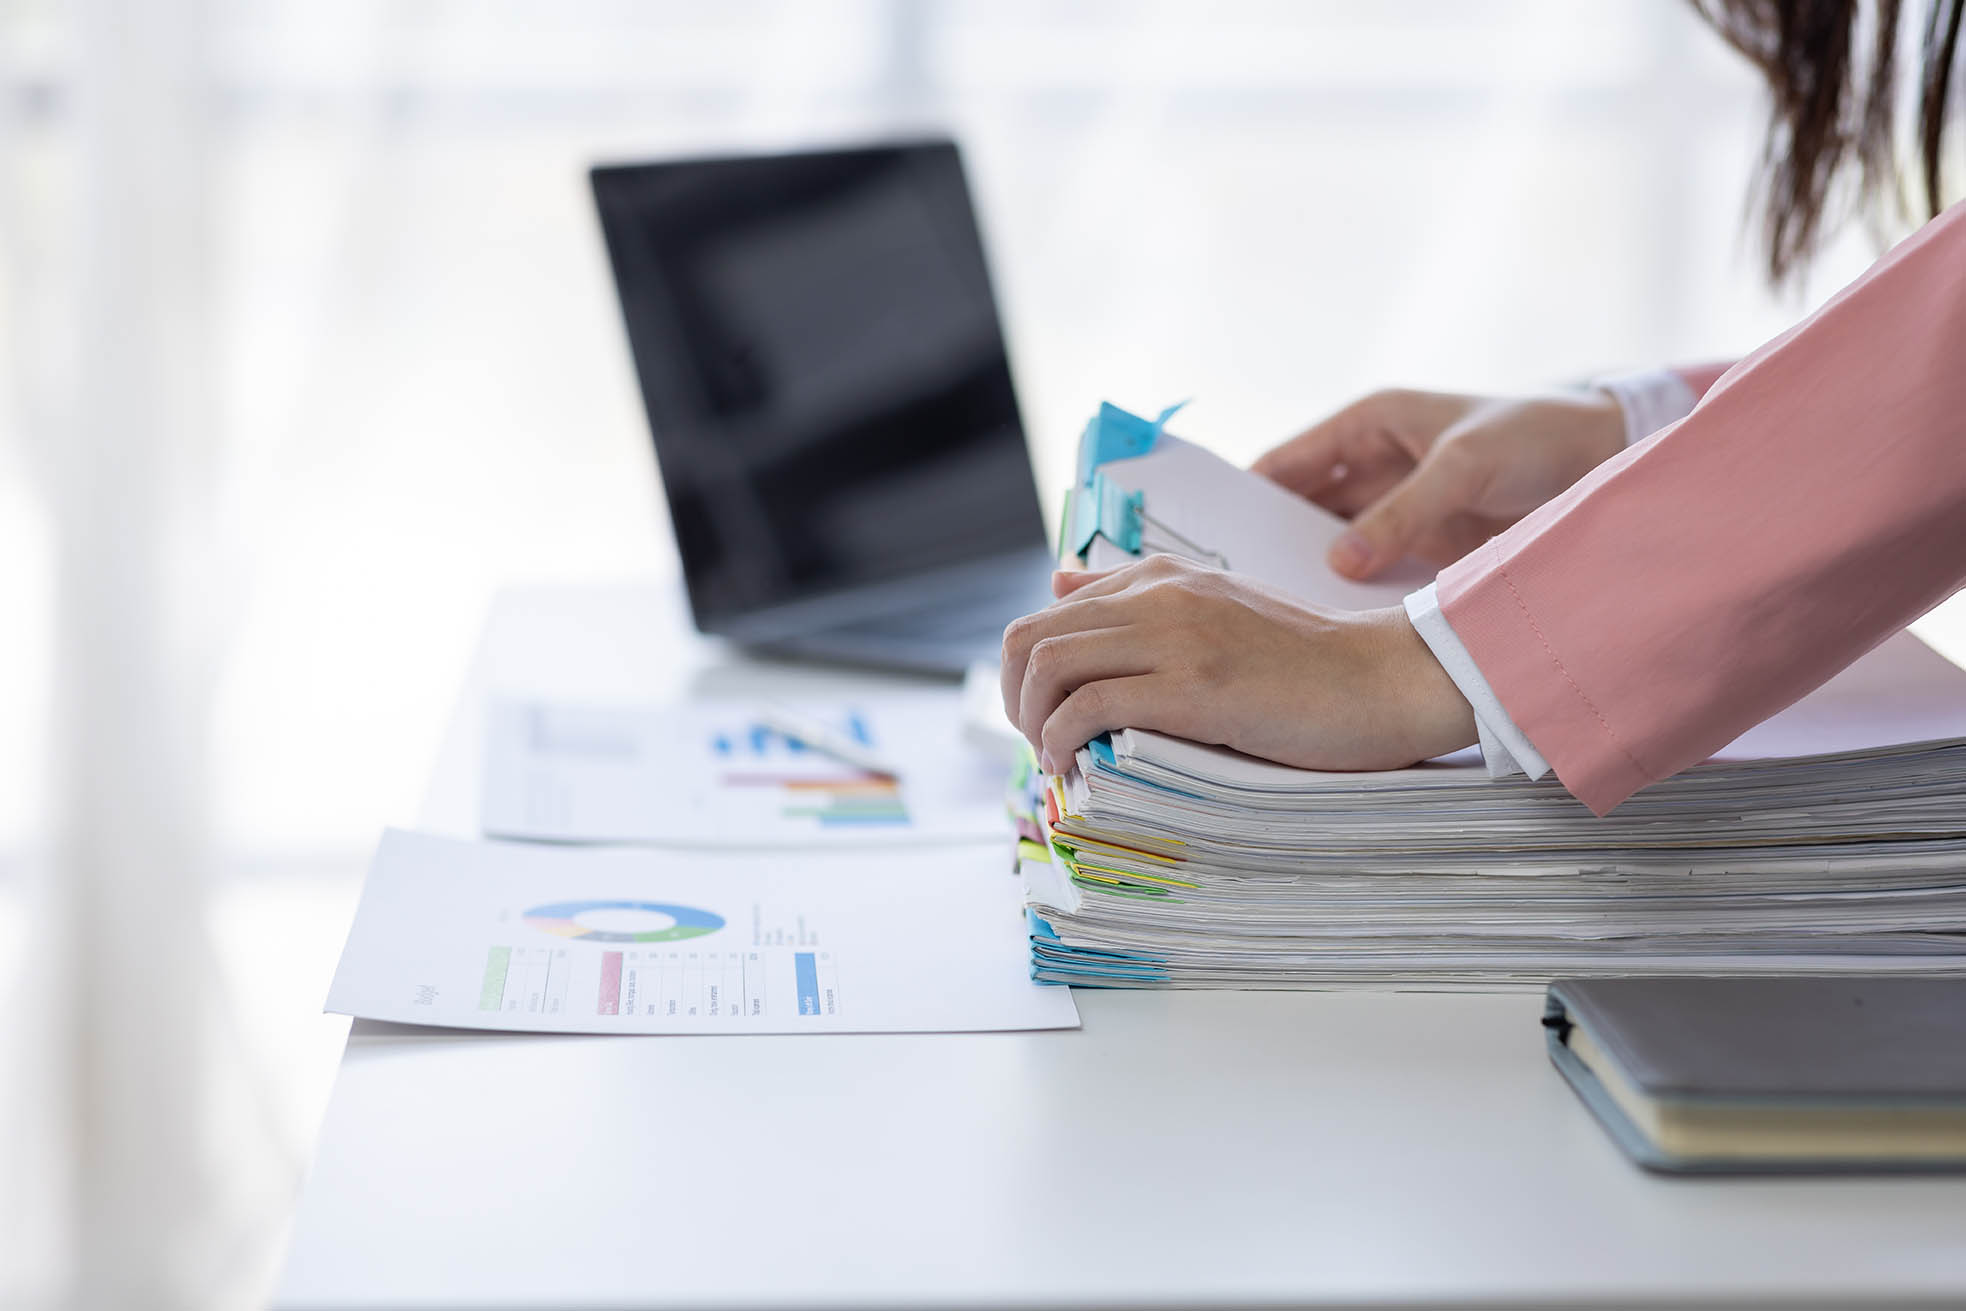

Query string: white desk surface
[276,583,1966,1310]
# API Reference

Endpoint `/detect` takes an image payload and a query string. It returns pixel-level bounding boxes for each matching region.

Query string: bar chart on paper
[480,692,1008,846]
[326,832,1078,1035]
[710,713,909,829]
[474,944,842,1022]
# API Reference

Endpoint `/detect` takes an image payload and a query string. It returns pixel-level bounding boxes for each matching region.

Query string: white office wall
[0,2,1959,1306]
[194,0,1898,859]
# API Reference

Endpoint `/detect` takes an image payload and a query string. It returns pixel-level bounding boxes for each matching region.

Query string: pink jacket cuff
[1434,535,1652,814]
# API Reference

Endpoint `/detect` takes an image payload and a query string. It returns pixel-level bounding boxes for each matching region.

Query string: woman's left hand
[999,554,1476,773]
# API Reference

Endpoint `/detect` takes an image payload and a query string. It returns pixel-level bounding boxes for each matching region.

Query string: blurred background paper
[480,692,1008,845]
[4,2,1966,1308]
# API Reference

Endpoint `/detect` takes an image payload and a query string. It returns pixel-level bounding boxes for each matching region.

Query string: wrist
[1562,390,1629,467]
[1589,369,1701,448]
[1370,606,1478,763]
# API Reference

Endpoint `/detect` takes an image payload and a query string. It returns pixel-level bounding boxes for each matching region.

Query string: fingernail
[1331,531,1370,573]
[1040,749,1057,773]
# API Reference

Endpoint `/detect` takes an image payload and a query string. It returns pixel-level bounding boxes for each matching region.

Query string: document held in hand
[1060,400,1426,607]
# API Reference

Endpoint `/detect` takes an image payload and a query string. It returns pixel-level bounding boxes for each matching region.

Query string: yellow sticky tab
[1068,859,1199,890]
[1060,834,1181,867]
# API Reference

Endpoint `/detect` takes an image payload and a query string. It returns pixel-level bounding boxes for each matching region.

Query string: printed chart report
[479,692,1007,847]
[326,830,1081,1035]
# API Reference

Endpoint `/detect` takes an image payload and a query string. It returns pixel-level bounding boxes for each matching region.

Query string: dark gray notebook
[1544,976,1966,1174]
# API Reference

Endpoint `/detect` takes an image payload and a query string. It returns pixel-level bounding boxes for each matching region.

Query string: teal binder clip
[1068,471,1230,569]
[1076,400,1188,485]
[1069,471,1143,556]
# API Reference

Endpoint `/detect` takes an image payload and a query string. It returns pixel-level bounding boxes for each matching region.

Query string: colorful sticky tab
[1077,400,1188,485]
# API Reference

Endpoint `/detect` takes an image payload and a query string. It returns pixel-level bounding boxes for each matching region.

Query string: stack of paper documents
[1018,404,1966,988]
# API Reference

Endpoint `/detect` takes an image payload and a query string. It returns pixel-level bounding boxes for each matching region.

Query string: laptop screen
[591,140,1047,630]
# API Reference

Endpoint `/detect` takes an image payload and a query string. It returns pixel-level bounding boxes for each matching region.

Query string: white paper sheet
[327,830,1080,1034]
[1714,628,1966,759]
[480,691,1008,846]
[1081,434,1428,608]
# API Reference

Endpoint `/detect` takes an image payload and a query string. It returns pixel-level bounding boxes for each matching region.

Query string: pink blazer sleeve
[1673,361,1734,399]
[1437,200,1966,815]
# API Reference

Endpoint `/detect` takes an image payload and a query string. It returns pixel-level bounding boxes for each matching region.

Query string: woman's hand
[1251,388,1627,579]
[999,554,1475,773]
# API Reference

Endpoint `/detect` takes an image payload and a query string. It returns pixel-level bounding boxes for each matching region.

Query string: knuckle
[1364,386,1412,415]
[1024,635,1064,681]
[1425,446,1488,505]
[1072,680,1108,719]
[1168,570,1214,604]
[1431,434,1482,474]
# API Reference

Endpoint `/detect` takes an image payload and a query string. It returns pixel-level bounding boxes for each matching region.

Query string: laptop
[590,139,1056,675]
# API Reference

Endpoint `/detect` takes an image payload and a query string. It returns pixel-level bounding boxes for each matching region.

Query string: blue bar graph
[794,952,820,1015]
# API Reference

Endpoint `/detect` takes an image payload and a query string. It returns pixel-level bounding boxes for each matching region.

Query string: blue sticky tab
[1087,735,1117,768]
[1069,472,1145,557]
[1076,400,1188,484]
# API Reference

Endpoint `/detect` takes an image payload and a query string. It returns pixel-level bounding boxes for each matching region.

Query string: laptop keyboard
[831,607,1011,643]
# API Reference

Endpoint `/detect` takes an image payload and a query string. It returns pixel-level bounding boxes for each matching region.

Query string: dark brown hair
[1692,0,1963,282]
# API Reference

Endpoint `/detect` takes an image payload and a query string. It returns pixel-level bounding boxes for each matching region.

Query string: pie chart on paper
[523,899,725,943]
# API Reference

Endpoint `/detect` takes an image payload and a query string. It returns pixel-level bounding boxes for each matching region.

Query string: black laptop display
[591,140,1050,664]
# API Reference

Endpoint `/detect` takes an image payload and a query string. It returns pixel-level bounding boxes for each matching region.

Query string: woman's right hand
[1251,388,1629,580]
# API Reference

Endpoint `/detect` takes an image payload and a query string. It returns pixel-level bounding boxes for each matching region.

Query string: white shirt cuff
[1591,368,1699,447]
[1404,583,1551,781]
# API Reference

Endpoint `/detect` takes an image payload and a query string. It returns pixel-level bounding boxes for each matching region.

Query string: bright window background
[1,2,1961,1306]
